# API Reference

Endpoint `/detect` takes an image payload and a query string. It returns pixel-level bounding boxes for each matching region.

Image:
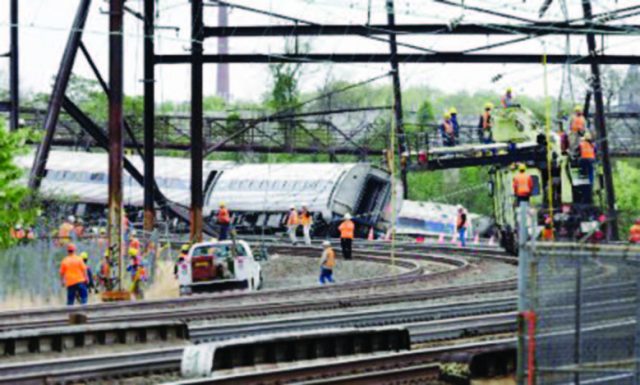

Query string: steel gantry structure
[13,0,640,247]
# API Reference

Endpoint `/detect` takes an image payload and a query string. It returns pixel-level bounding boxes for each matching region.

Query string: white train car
[205,163,397,237]
[15,150,233,211]
[17,151,398,237]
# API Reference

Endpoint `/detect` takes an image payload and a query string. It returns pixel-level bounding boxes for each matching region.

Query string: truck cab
[178,240,263,295]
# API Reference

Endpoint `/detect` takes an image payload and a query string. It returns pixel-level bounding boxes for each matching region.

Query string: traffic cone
[416,236,425,243]
[368,227,374,241]
[473,234,480,244]
[438,234,445,244]
[488,235,495,246]
[451,233,458,244]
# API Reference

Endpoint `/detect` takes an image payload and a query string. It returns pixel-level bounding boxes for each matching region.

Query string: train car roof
[207,163,366,213]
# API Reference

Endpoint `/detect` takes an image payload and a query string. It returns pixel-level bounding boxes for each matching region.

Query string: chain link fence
[0,230,163,307]
[519,231,640,384]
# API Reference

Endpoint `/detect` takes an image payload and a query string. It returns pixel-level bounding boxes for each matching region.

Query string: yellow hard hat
[449,107,457,114]
[518,163,527,172]
[574,105,583,113]
[583,132,592,140]
[181,244,190,252]
[484,102,494,110]
[128,247,138,257]
[80,252,89,260]
[443,112,451,119]
[506,87,513,93]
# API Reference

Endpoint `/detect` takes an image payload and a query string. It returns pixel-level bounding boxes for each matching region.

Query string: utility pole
[191,0,204,242]
[385,0,408,198]
[143,0,155,231]
[109,0,125,289]
[9,0,19,131]
[217,4,230,100]
[582,0,619,239]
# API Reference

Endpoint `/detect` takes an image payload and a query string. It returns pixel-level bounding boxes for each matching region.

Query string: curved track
[0,241,518,384]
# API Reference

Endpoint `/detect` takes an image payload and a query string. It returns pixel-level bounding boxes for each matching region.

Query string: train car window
[90,173,104,182]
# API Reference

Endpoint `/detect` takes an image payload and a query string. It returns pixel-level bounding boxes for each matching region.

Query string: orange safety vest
[58,222,74,239]
[73,225,84,238]
[217,208,230,225]
[322,248,336,269]
[571,115,586,133]
[10,229,25,239]
[443,120,454,135]
[513,173,533,197]
[287,210,299,226]
[579,141,596,160]
[541,227,554,241]
[60,255,87,287]
[630,225,640,243]
[300,211,313,226]
[129,237,141,250]
[100,260,111,277]
[456,213,467,229]
[339,220,355,239]
[482,111,492,130]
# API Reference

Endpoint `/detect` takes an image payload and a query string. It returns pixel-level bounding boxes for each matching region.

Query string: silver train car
[17,151,397,237]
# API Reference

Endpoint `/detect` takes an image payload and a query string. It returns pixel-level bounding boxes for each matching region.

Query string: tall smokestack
[216,4,229,100]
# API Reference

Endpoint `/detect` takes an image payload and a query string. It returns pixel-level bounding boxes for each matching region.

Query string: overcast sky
[1,0,639,106]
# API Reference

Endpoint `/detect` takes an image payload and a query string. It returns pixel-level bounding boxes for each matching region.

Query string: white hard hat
[68,215,75,222]
[322,240,331,247]
[301,202,308,208]
[290,205,296,209]
[344,213,352,220]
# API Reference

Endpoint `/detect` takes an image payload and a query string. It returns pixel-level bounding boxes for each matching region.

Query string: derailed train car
[205,163,398,237]
[17,151,398,237]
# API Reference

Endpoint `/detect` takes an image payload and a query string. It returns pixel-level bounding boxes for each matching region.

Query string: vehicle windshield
[192,244,247,259]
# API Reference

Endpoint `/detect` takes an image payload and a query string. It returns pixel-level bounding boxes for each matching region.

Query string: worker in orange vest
[286,205,299,245]
[541,216,554,241]
[569,105,586,152]
[440,112,455,147]
[338,213,355,260]
[97,251,114,292]
[629,219,640,244]
[217,202,231,241]
[300,204,313,246]
[73,218,85,239]
[477,102,494,147]
[59,243,89,305]
[58,216,76,246]
[578,133,597,185]
[319,240,336,284]
[127,248,147,300]
[512,163,534,205]
[10,224,26,242]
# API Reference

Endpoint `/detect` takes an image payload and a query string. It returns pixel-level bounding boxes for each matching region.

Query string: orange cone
[488,235,495,246]
[438,234,445,244]
[473,234,480,244]
[368,227,374,241]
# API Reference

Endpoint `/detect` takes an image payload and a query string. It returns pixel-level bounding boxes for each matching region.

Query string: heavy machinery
[414,105,604,254]
[177,240,263,295]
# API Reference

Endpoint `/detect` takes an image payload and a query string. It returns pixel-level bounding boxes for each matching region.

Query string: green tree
[0,118,39,249]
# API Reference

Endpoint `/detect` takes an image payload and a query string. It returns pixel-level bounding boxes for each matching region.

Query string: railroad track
[0,244,514,332]
[0,321,515,385]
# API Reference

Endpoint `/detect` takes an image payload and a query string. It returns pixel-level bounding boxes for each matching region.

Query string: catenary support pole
[191,0,204,242]
[385,0,408,198]
[582,0,619,240]
[29,0,92,190]
[143,0,155,231]
[217,4,229,100]
[109,0,125,289]
[9,0,18,131]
